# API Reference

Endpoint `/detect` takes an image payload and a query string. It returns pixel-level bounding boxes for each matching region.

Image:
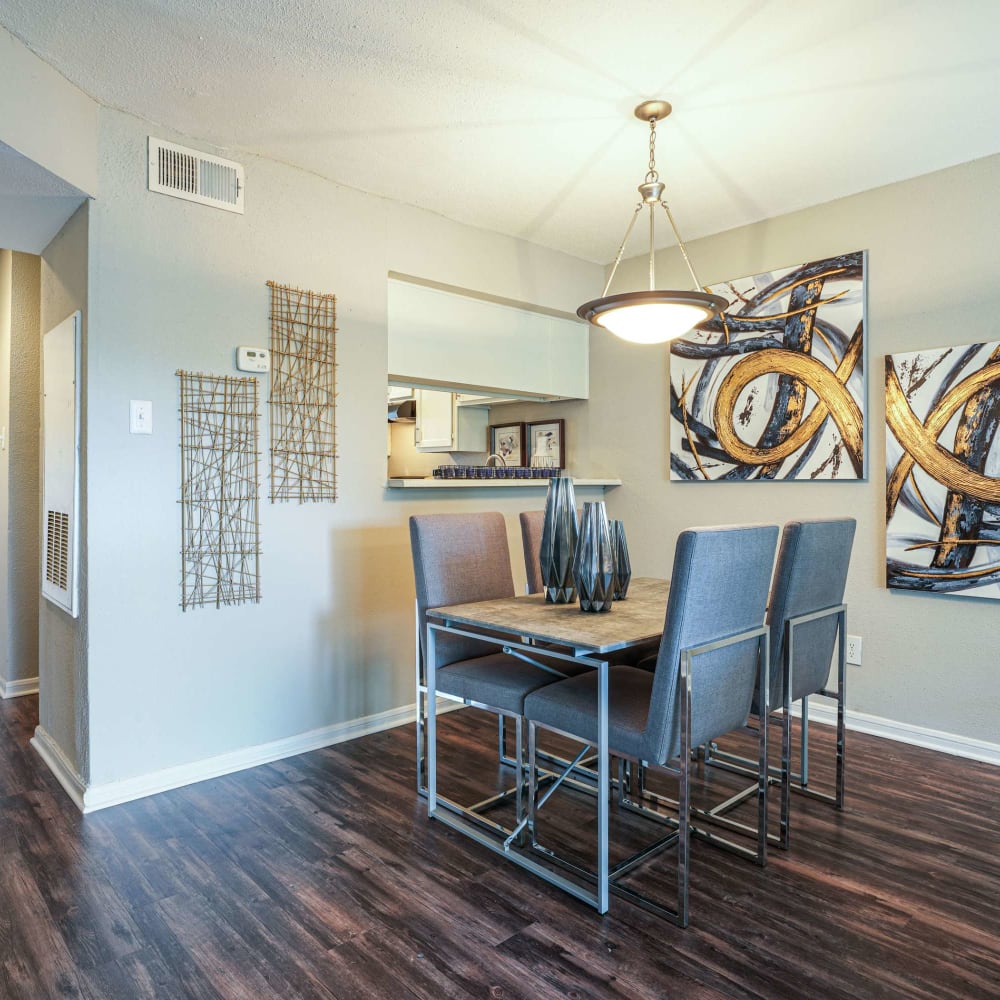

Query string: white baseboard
[51,697,463,814]
[797,700,1000,766]
[0,675,39,699]
[30,725,87,810]
[30,690,997,815]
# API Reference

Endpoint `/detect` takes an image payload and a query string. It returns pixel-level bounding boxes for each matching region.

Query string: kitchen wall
[386,419,486,479]
[521,155,1000,749]
[82,104,603,796]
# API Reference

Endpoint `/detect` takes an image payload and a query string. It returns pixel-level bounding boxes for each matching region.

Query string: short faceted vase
[572,501,615,613]
[540,477,578,603]
[610,519,631,600]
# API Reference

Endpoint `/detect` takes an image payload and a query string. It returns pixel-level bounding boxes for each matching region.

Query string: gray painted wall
[83,106,601,788]
[514,155,1000,745]
[40,202,89,776]
[7,251,41,686]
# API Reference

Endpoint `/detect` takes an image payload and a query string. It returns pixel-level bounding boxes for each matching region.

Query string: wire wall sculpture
[267,280,338,502]
[886,341,1000,599]
[178,371,262,610]
[669,251,867,481]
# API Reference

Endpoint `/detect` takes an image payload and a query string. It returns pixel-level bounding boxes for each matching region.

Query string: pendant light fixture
[577,100,726,345]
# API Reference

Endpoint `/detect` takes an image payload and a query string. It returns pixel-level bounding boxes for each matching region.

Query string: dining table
[421,576,671,914]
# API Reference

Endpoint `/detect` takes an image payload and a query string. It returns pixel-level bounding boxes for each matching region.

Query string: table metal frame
[421,583,769,922]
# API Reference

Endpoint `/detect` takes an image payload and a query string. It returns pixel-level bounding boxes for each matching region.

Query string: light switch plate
[236,346,270,373]
[130,400,153,434]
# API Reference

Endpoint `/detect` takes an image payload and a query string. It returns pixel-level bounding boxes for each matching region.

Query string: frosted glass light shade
[577,289,727,345]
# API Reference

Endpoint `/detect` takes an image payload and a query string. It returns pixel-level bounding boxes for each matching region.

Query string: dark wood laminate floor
[1,694,998,999]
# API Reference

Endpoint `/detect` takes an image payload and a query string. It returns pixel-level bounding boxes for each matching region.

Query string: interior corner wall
[83,105,601,790]
[40,202,89,777]
[6,252,41,687]
[588,154,1000,745]
[0,250,11,686]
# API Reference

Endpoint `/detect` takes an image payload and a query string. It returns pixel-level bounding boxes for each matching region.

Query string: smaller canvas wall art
[885,341,1000,600]
[490,422,526,466]
[670,250,867,481]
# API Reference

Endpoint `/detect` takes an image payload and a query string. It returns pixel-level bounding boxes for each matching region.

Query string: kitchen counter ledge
[385,477,621,489]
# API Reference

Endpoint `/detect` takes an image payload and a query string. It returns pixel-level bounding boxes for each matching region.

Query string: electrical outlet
[846,634,862,666]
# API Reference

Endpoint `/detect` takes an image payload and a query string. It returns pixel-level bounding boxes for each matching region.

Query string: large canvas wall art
[886,342,1000,600]
[670,250,867,481]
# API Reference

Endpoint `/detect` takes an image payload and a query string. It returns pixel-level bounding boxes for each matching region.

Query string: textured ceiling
[3,1,999,262]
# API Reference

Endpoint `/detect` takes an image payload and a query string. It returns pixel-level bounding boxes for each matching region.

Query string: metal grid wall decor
[178,370,262,610]
[267,280,338,502]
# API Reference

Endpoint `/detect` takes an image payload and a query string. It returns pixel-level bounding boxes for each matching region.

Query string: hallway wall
[0,249,41,696]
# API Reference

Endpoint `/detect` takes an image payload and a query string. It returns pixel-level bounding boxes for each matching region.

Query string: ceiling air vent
[148,137,244,214]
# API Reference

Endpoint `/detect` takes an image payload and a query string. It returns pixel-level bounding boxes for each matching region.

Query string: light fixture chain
[646,119,658,183]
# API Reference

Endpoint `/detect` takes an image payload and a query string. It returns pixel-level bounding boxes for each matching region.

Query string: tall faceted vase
[572,501,615,613]
[540,477,578,603]
[610,519,631,600]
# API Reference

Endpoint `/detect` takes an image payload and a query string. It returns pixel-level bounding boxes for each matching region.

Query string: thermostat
[236,346,270,373]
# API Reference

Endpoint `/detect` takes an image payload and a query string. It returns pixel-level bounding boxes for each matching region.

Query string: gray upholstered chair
[410,512,568,831]
[519,509,546,595]
[522,523,779,926]
[703,518,856,849]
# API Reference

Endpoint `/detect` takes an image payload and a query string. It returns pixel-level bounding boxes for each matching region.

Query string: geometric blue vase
[539,476,578,603]
[572,501,615,613]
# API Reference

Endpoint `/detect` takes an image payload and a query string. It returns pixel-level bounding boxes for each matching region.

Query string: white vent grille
[45,510,70,590]
[148,137,245,214]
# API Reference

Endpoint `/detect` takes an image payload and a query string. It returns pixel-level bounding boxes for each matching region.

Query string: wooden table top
[428,577,670,655]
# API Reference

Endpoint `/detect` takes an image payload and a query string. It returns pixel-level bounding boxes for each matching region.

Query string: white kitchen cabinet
[388,278,589,400]
[414,389,489,452]
[387,384,414,403]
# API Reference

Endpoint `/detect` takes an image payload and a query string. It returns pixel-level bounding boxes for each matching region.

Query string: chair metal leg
[415,607,426,794]
[780,698,792,850]
[528,720,538,845]
[800,695,810,788]
[426,626,438,811]
[597,660,609,914]
[416,686,426,793]
[755,634,769,866]
[835,607,846,809]
[677,651,692,926]
[515,715,524,840]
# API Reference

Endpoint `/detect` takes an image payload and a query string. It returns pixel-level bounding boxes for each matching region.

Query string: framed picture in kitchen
[527,419,565,470]
[489,421,526,466]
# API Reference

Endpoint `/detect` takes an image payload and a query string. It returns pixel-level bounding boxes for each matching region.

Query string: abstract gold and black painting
[886,342,1000,599]
[670,251,867,481]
